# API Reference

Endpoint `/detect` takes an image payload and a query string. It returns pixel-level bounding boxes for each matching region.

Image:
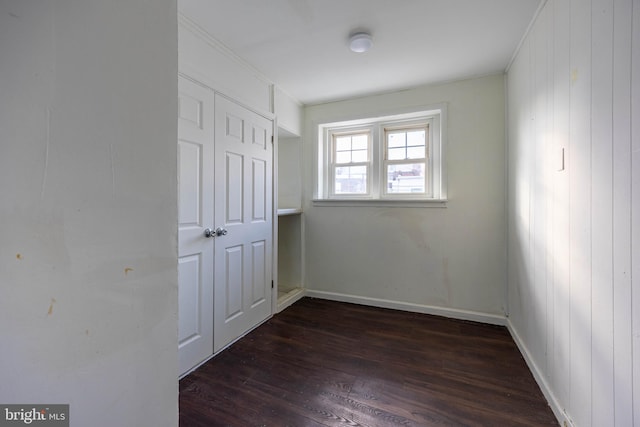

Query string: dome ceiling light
[349,32,373,53]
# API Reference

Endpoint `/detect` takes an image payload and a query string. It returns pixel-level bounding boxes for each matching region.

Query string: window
[385,124,428,195]
[316,107,446,204]
[330,129,371,197]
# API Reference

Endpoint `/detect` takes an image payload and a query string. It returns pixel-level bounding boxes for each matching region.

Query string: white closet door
[213,95,273,352]
[177,77,215,376]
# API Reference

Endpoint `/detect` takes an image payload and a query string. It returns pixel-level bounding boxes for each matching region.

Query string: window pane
[406,130,425,146]
[386,163,425,194]
[351,134,368,150]
[335,166,367,194]
[407,146,425,159]
[388,147,405,160]
[387,132,406,148]
[335,151,351,164]
[351,149,368,163]
[335,136,351,152]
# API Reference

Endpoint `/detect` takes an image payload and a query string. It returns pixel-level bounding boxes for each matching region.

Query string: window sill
[312,199,447,208]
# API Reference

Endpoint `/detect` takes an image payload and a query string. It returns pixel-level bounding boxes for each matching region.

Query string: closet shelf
[277,208,302,216]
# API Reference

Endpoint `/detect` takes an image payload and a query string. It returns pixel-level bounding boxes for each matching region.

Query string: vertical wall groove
[630,2,640,424]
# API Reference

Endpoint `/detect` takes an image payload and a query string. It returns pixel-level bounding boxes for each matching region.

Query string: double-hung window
[330,129,372,197]
[316,107,446,204]
[384,123,428,196]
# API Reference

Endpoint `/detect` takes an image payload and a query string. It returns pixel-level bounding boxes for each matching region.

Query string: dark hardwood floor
[179,298,557,426]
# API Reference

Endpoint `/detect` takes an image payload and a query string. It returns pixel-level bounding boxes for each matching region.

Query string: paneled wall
[506,0,639,425]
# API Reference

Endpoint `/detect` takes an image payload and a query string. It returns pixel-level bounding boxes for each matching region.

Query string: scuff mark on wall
[124,267,133,276]
[377,209,430,250]
[571,69,579,83]
[16,253,22,260]
[47,298,56,316]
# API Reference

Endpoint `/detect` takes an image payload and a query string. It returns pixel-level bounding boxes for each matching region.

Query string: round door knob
[204,228,215,238]
[215,227,228,236]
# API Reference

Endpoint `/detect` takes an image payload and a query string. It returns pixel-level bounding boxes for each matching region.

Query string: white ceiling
[178,0,541,105]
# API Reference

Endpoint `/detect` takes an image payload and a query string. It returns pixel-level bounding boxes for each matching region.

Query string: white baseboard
[506,320,572,427]
[305,289,507,326]
[277,287,306,312]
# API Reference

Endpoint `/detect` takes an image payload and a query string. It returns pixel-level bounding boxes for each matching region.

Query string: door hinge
[271,135,274,144]
[271,280,274,289]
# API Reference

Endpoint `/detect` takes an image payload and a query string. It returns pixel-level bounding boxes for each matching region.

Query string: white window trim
[314,105,447,206]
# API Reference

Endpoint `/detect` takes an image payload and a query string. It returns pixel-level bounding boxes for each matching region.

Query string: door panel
[226,153,244,223]
[251,240,267,305]
[178,142,202,225]
[226,114,244,141]
[252,124,267,149]
[252,159,267,221]
[224,245,244,321]
[178,255,201,341]
[178,77,215,376]
[214,95,273,352]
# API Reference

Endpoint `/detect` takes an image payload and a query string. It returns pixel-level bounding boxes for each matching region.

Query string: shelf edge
[277,208,303,216]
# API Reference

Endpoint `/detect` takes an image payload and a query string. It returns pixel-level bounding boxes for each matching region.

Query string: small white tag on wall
[556,147,565,171]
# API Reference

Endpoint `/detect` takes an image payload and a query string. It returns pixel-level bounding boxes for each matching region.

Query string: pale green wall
[303,74,506,318]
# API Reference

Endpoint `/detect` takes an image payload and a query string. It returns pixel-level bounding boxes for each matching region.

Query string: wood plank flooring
[179,298,557,426]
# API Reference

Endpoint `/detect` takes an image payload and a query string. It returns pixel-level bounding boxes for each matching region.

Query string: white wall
[278,137,303,209]
[178,14,273,115]
[275,87,303,137]
[178,14,302,136]
[506,0,639,425]
[0,2,179,426]
[303,75,507,321]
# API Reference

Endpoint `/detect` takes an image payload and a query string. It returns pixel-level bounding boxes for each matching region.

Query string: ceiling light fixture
[349,32,373,53]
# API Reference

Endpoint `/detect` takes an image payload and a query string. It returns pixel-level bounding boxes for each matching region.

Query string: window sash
[329,129,372,198]
[383,161,428,196]
[384,124,429,160]
[382,123,430,196]
[331,163,370,195]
